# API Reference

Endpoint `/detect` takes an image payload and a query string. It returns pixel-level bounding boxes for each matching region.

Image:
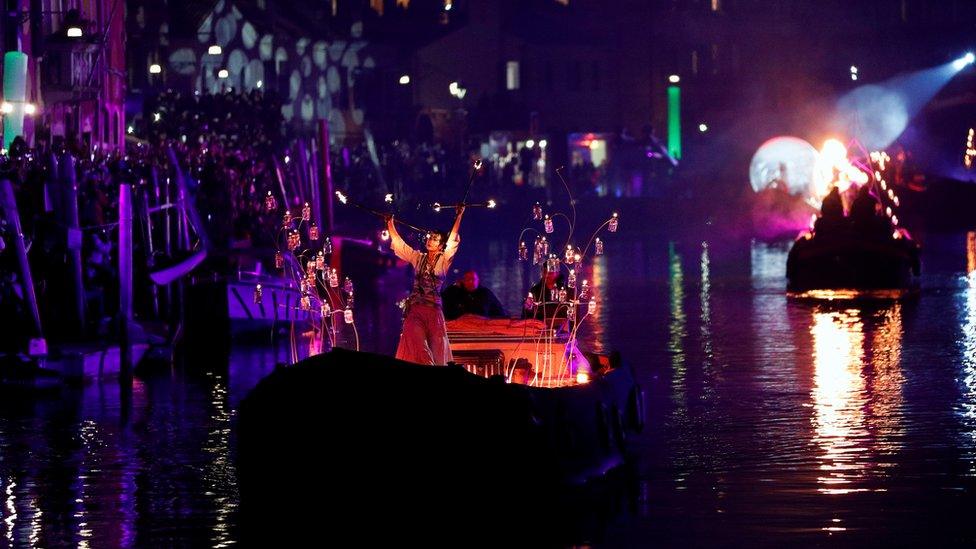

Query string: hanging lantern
[283,210,292,226]
[558,287,567,302]
[264,191,277,212]
[518,241,528,261]
[567,269,576,287]
[309,223,320,241]
[608,212,619,232]
[547,254,560,272]
[323,237,333,255]
[316,251,326,271]
[253,284,263,304]
[524,292,535,310]
[344,307,354,324]
[580,279,589,299]
[343,277,354,294]
[532,202,543,220]
[329,268,339,287]
[588,297,597,315]
[544,215,554,234]
[595,238,604,255]
[300,295,311,311]
[567,302,576,321]
[321,301,331,318]
[274,250,284,269]
[565,245,576,264]
[302,202,311,222]
[306,261,316,277]
[540,236,549,255]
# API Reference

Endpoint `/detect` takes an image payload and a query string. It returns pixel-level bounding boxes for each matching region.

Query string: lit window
[711,0,720,11]
[506,61,520,90]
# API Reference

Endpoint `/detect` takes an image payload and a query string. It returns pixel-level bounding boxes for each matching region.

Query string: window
[506,61,520,90]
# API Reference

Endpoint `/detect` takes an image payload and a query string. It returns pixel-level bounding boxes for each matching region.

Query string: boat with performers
[786,144,921,297]
[236,164,643,541]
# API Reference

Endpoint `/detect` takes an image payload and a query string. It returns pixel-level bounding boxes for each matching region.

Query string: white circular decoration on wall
[228,49,247,75]
[242,21,257,49]
[289,69,302,100]
[244,59,264,90]
[326,66,341,93]
[313,41,328,69]
[259,35,273,61]
[215,14,237,47]
[301,94,315,121]
[168,48,198,75]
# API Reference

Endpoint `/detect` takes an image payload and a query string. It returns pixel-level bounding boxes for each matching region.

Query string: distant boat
[236,347,644,541]
[786,225,920,295]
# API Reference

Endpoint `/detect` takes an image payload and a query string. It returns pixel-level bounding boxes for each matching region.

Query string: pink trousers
[395,303,453,365]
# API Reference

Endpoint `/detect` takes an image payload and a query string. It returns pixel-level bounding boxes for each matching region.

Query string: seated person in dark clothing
[814,185,845,234]
[523,270,575,320]
[441,270,508,320]
[849,183,890,238]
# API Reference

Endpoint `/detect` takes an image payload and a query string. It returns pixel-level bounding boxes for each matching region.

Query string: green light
[3,51,28,150]
[667,85,681,160]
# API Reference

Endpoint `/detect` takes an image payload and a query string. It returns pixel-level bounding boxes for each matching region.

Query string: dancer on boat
[387,205,465,365]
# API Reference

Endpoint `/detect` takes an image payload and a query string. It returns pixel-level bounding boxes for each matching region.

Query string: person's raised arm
[387,215,417,264]
[447,205,465,246]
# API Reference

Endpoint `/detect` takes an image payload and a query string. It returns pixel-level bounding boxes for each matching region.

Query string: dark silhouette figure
[441,270,507,320]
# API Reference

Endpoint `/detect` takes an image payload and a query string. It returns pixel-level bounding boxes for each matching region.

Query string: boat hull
[786,235,920,292]
[237,348,643,541]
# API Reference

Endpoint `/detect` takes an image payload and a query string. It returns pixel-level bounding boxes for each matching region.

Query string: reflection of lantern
[533,202,543,220]
[302,202,311,222]
[265,192,277,212]
[253,284,263,304]
[524,292,535,310]
[595,238,604,255]
[544,215,554,233]
[274,251,284,269]
[608,213,619,232]
[309,223,320,241]
[518,241,528,261]
[344,307,354,324]
[588,297,596,315]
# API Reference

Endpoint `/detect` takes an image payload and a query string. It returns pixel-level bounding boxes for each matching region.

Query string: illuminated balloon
[748,136,819,197]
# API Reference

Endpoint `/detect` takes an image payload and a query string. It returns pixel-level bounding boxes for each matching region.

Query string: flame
[812,139,870,204]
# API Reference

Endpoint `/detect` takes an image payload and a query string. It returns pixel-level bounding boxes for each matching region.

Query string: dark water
[2,228,975,547]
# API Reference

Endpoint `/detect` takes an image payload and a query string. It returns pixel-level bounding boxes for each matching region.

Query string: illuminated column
[2,51,28,150]
[667,83,681,160]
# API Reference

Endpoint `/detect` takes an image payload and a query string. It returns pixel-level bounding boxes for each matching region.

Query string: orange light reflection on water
[811,310,869,495]
[809,302,907,496]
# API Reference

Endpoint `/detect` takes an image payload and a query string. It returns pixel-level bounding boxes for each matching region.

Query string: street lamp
[668,74,680,84]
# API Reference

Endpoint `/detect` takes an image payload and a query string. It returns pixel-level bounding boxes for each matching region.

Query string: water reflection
[809,301,906,495]
[959,231,976,475]
[811,309,869,494]
[668,242,686,404]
